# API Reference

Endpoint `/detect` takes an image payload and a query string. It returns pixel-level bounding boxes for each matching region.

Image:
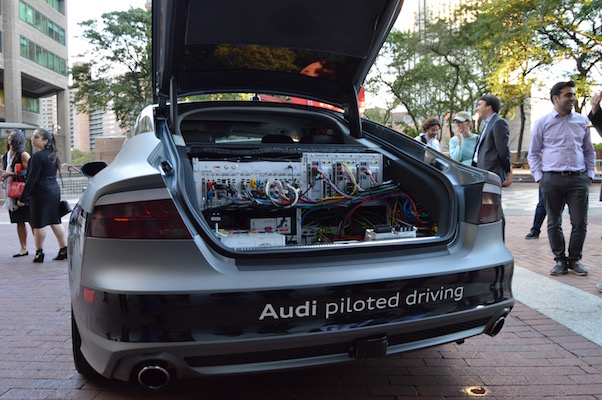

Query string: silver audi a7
[68,0,514,389]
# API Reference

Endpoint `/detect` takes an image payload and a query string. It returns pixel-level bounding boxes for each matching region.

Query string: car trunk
[162,101,458,255]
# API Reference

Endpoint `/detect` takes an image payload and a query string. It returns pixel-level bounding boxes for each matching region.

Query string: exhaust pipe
[137,365,170,390]
[485,316,505,337]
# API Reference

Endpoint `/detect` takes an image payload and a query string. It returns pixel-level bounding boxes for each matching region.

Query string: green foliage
[465,0,602,112]
[369,0,602,153]
[363,108,392,126]
[71,149,94,165]
[184,93,256,102]
[71,8,152,130]
[213,45,298,72]
[458,0,602,154]
[398,123,421,139]
[368,9,486,136]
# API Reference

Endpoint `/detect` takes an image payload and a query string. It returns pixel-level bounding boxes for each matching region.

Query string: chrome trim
[482,183,501,195]
[95,188,171,206]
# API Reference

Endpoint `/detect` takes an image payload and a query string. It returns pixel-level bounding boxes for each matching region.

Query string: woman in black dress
[17,128,67,263]
[1,130,32,257]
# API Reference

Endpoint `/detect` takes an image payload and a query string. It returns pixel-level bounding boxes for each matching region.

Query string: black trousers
[540,171,589,263]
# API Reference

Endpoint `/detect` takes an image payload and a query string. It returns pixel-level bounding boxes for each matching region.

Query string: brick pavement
[506,213,602,297]
[0,192,601,399]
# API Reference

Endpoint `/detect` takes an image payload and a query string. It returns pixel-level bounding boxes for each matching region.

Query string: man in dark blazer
[472,95,512,182]
[589,90,602,293]
[589,90,602,205]
[589,90,602,137]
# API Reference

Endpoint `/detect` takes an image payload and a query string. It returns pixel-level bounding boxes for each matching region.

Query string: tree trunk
[517,103,526,162]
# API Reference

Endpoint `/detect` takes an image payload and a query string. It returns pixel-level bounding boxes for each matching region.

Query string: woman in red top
[1,130,32,257]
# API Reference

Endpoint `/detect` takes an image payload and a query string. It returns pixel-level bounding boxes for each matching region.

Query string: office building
[1,0,70,161]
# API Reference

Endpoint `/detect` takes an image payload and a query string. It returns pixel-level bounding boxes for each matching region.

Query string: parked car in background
[68,0,514,389]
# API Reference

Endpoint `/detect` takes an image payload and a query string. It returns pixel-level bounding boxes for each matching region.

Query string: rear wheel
[71,309,97,377]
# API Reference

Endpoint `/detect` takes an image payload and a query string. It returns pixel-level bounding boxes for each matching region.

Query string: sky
[67,0,148,65]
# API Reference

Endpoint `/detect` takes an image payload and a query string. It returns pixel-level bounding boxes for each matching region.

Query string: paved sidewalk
[0,190,601,399]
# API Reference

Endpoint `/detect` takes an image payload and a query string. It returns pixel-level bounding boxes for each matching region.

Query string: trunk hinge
[154,94,169,139]
[169,74,179,134]
[346,87,363,139]
[156,93,169,118]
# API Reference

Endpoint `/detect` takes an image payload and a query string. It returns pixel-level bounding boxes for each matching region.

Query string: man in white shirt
[415,117,441,151]
[528,80,595,277]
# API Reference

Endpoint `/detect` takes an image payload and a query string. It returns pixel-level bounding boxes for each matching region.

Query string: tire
[71,309,97,377]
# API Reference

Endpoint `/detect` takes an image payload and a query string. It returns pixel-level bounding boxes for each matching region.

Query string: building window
[25,4,34,24]
[19,1,66,46]
[19,36,67,76]
[22,96,40,113]
[20,37,27,58]
[35,45,43,64]
[35,10,43,31]
[28,41,35,60]
[45,0,61,13]
[60,58,66,75]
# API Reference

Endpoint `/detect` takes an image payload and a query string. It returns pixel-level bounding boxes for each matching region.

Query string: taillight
[88,199,192,239]
[478,191,502,224]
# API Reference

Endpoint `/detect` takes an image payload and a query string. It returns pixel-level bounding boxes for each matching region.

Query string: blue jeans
[530,187,546,235]
[540,172,589,262]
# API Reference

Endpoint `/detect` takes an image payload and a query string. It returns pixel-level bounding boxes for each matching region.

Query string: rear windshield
[182,44,355,82]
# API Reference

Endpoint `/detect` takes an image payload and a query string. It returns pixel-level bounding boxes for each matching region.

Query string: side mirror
[80,161,108,178]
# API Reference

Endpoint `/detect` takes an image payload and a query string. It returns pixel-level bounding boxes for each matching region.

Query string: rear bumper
[75,299,512,381]
[73,263,513,381]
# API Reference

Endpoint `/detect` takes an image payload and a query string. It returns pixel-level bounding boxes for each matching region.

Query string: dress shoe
[33,249,44,263]
[525,231,539,239]
[53,247,68,261]
[550,261,567,276]
[13,251,29,258]
[568,261,588,276]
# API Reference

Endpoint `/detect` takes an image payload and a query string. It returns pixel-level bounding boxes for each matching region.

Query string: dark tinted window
[183,44,353,82]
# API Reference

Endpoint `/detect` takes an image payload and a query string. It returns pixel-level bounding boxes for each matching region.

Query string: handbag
[59,200,72,217]
[56,164,72,217]
[7,181,25,198]
[7,164,26,198]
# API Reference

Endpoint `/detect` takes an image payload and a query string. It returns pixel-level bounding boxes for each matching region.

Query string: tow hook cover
[351,335,388,359]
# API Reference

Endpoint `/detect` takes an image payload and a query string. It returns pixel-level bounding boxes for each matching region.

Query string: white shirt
[528,110,595,182]
[415,133,441,152]
[472,115,493,164]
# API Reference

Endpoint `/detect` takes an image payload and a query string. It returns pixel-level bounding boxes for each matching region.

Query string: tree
[71,149,94,165]
[465,0,602,113]
[461,0,602,158]
[422,16,488,137]
[367,8,486,141]
[533,0,602,112]
[462,0,552,159]
[71,7,152,131]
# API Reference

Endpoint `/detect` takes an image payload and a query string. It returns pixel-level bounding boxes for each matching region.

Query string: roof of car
[152,0,403,110]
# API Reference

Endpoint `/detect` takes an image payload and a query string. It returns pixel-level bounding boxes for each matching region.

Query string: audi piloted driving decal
[76,266,510,343]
